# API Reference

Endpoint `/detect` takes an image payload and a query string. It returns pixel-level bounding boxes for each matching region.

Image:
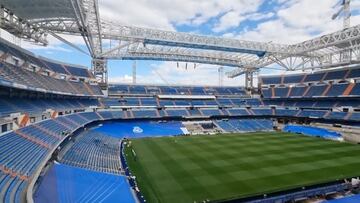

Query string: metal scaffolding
[1,0,360,87]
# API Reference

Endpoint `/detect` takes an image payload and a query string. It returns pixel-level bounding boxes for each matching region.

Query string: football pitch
[124,132,360,203]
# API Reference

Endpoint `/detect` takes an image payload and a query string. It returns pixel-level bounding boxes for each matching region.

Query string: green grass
[124,132,360,203]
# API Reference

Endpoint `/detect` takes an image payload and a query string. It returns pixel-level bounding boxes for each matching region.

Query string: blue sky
[2,0,360,86]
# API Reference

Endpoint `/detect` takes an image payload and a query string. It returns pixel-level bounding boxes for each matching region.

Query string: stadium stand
[61,131,122,174]
[260,66,360,86]
[1,1,360,202]
[0,39,102,97]
[0,96,99,118]
[0,112,101,202]
[1,38,360,203]
[108,84,247,96]
[215,119,273,132]
[34,163,135,203]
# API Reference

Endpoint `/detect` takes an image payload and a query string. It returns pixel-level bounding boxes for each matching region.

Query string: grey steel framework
[1,0,360,85]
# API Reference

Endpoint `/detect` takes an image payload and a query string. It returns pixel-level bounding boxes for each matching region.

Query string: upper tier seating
[102,97,261,108]
[108,84,247,96]
[263,83,360,98]
[0,96,100,118]
[259,66,360,85]
[262,99,360,109]
[132,109,159,118]
[0,62,102,96]
[0,39,93,78]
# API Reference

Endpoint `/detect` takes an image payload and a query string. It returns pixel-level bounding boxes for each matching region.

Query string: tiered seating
[349,83,360,95]
[61,131,121,174]
[188,109,202,116]
[80,112,101,121]
[41,60,68,75]
[217,98,233,106]
[305,85,327,97]
[0,96,99,118]
[260,66,360,85]
[264,99,360,109]
[275,109,299,117]
[0,62,102,96]
[163,109,189,117]
[260,67,360,120]
[139,98,158,106]
[268,83,356,98]
[289,86,307,97]
[0,39,102,96]
[103,97,260,108]
[0,39,93,79]
[0,112,101,202]
[226,108,249,116]
[252,108,272,116]
[326,112,347,120]
[200,109,223,116]
[215,119,273,132]
[132,109,158,118]
[326,84,348,97]
[109,84,247,96]
[283,75,304,84]
[261,76,282,85]
[65,65,91,78]
[298,110,327,118]
[17,126,60,146]
[97,111,125,120]
[274,87,289,98]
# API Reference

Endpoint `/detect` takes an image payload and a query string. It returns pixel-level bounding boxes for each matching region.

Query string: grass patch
[125,132,360,203]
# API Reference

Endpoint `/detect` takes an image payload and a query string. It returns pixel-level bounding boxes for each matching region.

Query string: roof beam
[101,21,290,56]
[227,24,360,78]
[290,24,360,54]
[0,6,48,45]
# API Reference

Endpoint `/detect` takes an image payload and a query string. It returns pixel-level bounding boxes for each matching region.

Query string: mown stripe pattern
[125,132,360,203]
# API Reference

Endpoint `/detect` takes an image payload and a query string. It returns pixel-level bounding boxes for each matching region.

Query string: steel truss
[1,0,360,84]
[0,6,48,45]
[228,25,360,77]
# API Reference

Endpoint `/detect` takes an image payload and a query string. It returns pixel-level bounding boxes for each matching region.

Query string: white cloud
[109,61,246,86]
[100,0,264,30]
[236,0,352,44]
[213,9,275,33]
[248,12,275,21]
[108,75,134,84]
[213,11,246,33]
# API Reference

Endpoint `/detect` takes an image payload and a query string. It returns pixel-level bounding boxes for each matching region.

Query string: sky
[1,0,360,86]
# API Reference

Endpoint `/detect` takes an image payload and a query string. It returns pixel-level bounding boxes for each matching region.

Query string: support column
[92,58,108,91]
[245,70,254,90]
[132,61,137,84]
[218,67,224,86]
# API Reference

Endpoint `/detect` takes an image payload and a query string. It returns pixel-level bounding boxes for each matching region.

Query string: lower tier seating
[1,106,360,202]
[61,131,122,174]
[0,112,101,202]
[215,119,273,132]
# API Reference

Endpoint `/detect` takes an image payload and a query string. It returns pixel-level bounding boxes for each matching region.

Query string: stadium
[0,0,360,203]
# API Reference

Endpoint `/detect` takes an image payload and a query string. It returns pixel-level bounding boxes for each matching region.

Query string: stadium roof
[1,0,360,80]
[1,0,75,20]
